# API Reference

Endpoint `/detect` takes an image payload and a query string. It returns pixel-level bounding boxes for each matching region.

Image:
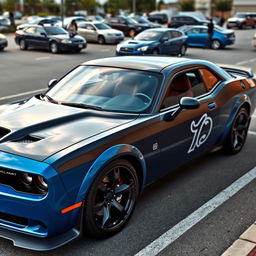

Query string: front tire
[50,42,58,54]
[224,108,250,154]
[98,35,105,44]
[83,159,139,238]
[19,39,27,50]
[152,48,159,55]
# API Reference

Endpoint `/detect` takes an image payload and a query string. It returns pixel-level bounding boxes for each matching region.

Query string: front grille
[0,212,28,226]
[73,39,84,43]
[120,47,133,52]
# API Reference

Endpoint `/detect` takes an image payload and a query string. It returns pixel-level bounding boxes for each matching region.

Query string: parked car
[252,32,256,49]
[179,25,235,49]
[63,16,88,28]
[15,25,86,53]
[148,11,173,26]
[78,21,124,44]
[0,33,7,50]
[0,56,255,250]
[169,15,209,28]
[17,18,60,30]
[116,28,187,56]
[105,16,148,37]
[132,15,161,28]
[0,16,10,29]
[227,12,256,29]
[3,11,22,19]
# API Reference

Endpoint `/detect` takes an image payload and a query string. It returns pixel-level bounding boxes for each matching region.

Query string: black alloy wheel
[84,159,139,238]
[225,108,250,154]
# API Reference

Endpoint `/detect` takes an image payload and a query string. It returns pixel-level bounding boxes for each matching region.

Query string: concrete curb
[221,223,256,256]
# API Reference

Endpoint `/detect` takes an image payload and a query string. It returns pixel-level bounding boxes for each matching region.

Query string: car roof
[142,28,181,32]
[82,56,191,72]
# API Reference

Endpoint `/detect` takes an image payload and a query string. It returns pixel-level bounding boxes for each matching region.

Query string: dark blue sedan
[116,28,188,56]
[179,25,235,49]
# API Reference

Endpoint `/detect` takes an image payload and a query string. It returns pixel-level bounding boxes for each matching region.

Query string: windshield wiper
[44,95,59,104]
[60,102,102,111]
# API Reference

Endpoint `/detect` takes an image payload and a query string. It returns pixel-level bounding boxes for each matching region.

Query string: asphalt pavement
[0,28,256,256]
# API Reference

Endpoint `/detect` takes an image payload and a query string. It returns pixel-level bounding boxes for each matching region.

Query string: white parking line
[135,167,256,256]
[0,88,46,101]
[235,58,256,66]
[35,57,51,61]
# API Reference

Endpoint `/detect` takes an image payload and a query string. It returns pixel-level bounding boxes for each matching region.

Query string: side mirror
[161,37,169,43]
[163,97,199,122]
[40,32,47,37]
[48,79,58,88]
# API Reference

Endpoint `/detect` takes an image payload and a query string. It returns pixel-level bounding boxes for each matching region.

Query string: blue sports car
[116,28,188,56]
[179,25,235,49]
[0,57,255,250]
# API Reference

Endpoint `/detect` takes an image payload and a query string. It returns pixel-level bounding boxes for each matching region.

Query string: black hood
[0,97,137,161]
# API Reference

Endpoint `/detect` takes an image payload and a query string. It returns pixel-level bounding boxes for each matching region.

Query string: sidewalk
[222,222,256,256]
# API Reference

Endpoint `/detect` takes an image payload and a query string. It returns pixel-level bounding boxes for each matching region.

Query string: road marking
[249,131,256,136]
[35,57,50,61]
[235,58,256,66]
[0,88,46,101]
[135,166,256,256]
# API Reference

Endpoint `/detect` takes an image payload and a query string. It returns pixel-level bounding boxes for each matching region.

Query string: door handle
[208,102,216,109]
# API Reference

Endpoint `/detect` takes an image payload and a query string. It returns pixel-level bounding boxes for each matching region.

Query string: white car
[78,21,124,44]
[0,33,7,51]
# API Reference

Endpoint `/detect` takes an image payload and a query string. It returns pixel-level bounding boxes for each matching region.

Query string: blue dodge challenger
[0,56,255,250]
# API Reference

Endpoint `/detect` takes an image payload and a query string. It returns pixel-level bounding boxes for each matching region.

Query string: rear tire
[19,39,27,50]
[211,39,221,49]
[224,108,250,154]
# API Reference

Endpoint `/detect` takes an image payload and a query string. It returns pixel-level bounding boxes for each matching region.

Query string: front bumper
[0,152,82,250]
[59,42,87,52]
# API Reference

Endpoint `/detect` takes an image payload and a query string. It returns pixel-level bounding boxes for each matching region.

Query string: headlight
[61,39,72,44]
[116,44,121,51]
[137,46,149,52]
[36,176,48,191]
[20,172,33,185]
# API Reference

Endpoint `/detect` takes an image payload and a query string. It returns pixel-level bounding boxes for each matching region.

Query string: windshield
[45,26,68,35]
[94,23,111,30]
[46,66,161,113]
[235,13,246,18]
[135,31,162,41]
[125,17,138,24]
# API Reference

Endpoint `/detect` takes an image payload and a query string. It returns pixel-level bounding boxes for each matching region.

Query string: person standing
[9,11,15,29]
[67,19,78,38]
[206,18,214,49]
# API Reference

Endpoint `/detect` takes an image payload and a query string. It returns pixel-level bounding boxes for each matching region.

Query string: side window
[199,69,220,91]
[189,28,200,34]
[162,70,207,108]
[36,27,45,35]
[170,31,180,38]
[200,28,208,34]
[25,27,36,34]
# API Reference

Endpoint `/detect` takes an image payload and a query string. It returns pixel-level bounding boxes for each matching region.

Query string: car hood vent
[128,41,138,44]
[12,135,42,144]
[0,127,11,139]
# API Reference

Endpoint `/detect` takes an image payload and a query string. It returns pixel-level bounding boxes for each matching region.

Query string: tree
[65,0,81,15]
[41,0,60,14]
[80,0,97,14]
[179,0,195,11]
[3,0,17,11]
[215,0,232,12]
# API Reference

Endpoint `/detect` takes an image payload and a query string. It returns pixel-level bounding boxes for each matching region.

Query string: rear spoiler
[217,63,254,78]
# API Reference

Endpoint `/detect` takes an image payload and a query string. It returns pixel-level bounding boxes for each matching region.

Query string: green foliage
[179,0,195,11]
[65,0,81,15]
[2,0,17,11]
[215,0,232,12]
[80,0,97,14]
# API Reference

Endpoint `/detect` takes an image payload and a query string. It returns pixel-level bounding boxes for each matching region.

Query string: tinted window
[46,66,162,113]
[44,26,68,35]
[135,30,162,41]
[170,30,182,37]
[199,69,220,91]
[94,23,111,29]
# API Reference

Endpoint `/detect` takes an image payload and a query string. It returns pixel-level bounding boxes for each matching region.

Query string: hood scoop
[12,135,42,144]
[0,127,11,139]
[128,41,138,44]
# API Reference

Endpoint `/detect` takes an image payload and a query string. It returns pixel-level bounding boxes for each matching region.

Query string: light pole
[19,0,24,12]
[61,0,65,28]
[133,0,136,15]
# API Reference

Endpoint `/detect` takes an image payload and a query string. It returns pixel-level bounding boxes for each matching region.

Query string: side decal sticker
[188,113,213,154]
